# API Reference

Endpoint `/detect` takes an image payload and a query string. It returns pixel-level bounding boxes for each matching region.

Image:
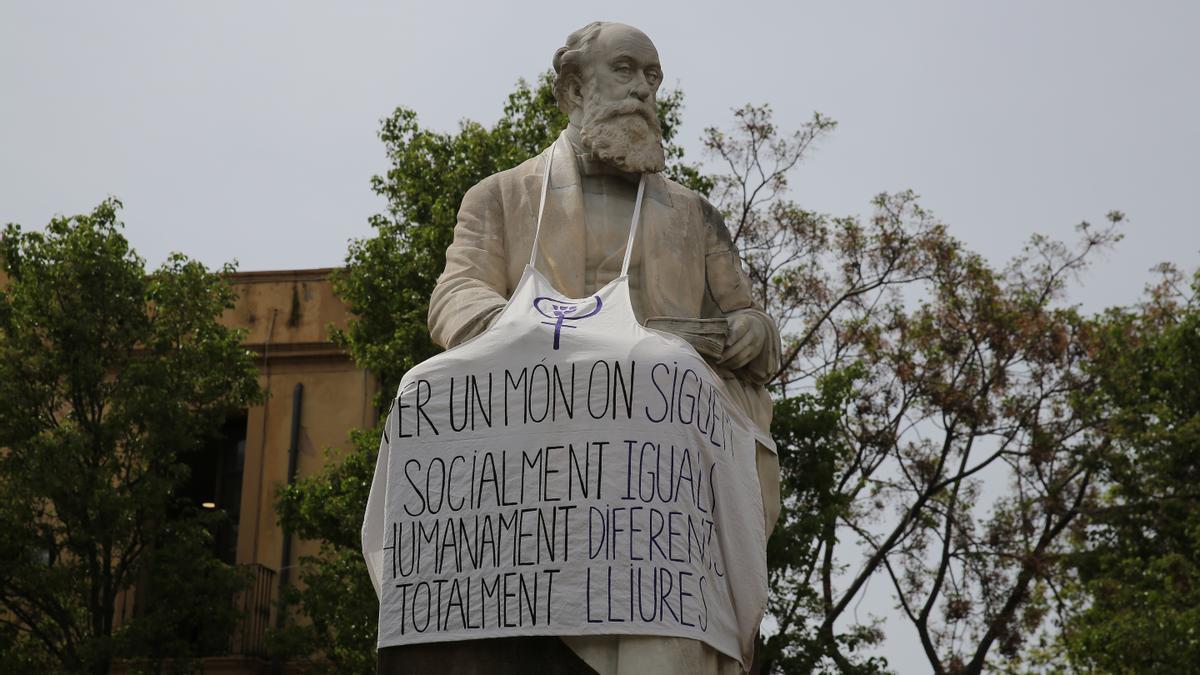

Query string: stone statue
[378,21,781,675]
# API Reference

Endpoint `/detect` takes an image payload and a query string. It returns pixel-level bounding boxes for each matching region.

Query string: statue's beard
[579,95,666,174]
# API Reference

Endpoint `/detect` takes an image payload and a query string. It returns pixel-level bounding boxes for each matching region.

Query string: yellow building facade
[114,267,377,674]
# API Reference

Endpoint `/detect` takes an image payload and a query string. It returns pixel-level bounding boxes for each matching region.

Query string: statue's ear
[565,74,585,114]
[564,79,578,109]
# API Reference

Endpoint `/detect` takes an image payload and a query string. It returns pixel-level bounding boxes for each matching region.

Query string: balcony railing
[231,562,276,657]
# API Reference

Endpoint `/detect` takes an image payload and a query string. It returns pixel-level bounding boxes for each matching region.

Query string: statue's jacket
[429,137,781,437]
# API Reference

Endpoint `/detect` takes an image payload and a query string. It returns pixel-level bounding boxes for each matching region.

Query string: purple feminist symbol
[533,295,603,350]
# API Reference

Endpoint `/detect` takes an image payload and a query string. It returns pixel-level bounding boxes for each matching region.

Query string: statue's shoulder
[494,152,544,186]
[462,151,545,203]
[655,174,729,238]
[456,154,539,215]
[655,173,714,212]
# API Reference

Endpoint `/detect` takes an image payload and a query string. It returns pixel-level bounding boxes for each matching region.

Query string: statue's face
[581,25,662,114]
[575,24,667,174]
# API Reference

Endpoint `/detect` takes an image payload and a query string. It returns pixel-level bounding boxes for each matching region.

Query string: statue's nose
[629,75,651,102]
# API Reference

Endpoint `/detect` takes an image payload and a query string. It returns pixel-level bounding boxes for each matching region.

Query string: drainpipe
[276,382,303,631]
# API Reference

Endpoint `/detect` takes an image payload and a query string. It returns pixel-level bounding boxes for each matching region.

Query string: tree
[762,365,890,674]
[273,73,705,673]
[1050,265,1200,671]
[0,199,262,674]
[700,105,1122,673]
[277,74,1119,675]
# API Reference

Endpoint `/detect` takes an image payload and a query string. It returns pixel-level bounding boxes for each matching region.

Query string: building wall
[172,268,377,674]
[5,262,373,673]
[225,267,377,588]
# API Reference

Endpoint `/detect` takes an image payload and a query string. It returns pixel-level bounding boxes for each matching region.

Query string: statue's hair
[552,21,608,114]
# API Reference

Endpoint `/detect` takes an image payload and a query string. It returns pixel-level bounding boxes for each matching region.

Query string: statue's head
[553,21,666,174]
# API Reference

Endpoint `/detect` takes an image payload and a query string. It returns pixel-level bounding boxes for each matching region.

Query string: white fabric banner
[363,265,771,668]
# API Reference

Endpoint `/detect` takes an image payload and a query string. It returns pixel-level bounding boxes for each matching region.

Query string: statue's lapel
[640,172,676,236]
[636,172,679,296]
[522,135,586,298]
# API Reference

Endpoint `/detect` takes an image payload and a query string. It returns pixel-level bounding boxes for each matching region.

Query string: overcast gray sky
[2,1,1198,669]
[3,1,1198,311]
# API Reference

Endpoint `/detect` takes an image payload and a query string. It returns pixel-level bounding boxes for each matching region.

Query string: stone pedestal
[378,638,597,675]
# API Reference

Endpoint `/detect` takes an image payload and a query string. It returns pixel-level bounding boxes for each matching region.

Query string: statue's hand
[719,312,767,370]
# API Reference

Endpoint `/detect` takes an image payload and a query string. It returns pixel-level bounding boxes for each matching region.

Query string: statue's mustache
[589,99,661,132]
